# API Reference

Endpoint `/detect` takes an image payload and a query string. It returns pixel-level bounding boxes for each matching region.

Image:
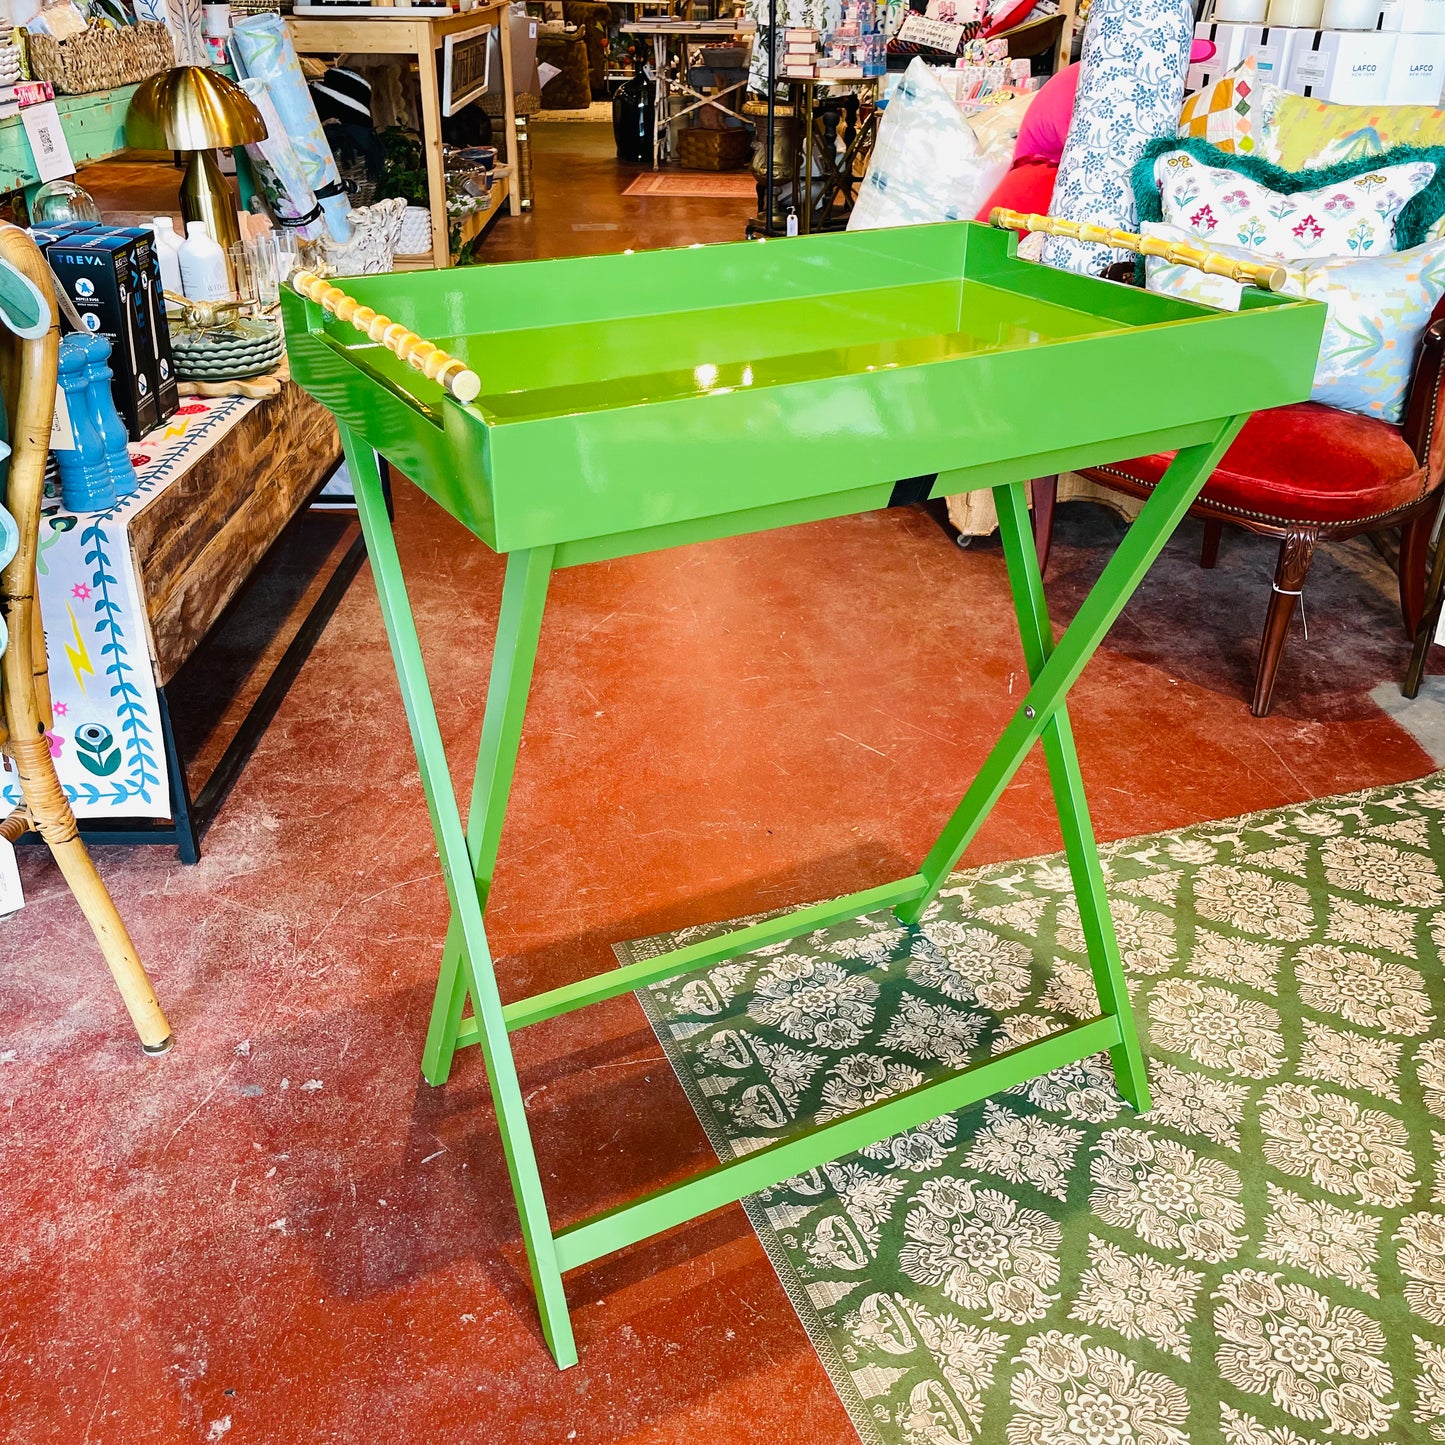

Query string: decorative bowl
[171,316,284,380]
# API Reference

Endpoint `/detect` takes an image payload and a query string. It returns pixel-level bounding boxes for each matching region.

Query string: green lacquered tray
[282,222,1324,559]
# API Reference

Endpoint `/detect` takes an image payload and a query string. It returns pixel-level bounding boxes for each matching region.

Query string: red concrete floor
[1,126,1439,1445]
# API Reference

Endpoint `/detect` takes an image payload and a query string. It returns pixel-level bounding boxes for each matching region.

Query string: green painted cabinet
[0,85,140,195]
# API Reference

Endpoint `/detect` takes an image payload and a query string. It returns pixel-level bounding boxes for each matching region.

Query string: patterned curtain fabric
[1042,0,1193,274]
[0,496,13,655]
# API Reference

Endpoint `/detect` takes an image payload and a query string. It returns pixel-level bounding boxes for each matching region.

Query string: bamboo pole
[989,208,1290,292]
[291,271,483,404]
[0,224,171,1054]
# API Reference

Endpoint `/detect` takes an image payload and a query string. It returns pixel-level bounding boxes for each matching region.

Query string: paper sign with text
[22,101,76,183]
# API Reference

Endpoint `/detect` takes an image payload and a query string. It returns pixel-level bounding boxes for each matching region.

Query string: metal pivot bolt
[1025,705,1036,719]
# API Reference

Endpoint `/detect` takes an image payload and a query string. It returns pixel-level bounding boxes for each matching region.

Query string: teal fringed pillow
[1131,136,1445,262]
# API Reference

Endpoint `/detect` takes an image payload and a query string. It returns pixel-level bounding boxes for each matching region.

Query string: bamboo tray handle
[989,208,1290,293]
[291,271,483,404]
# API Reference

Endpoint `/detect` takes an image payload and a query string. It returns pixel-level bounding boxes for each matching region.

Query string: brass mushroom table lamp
[126,65,266,281]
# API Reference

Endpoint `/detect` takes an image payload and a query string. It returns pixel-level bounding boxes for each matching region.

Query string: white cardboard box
[1247,23,1303,84]
[1288,27,1397,101]
[1187,19,1297,89]
[1386,30,1445,98]
[1381,0,1445,32]
[1191,19,1255,80]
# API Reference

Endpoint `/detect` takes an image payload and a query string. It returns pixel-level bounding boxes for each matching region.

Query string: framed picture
[442,22,492,117]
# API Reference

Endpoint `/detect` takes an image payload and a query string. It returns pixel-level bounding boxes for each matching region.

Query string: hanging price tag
[51,382,75,450]
[0,837,23,916]
[21,101,75,185]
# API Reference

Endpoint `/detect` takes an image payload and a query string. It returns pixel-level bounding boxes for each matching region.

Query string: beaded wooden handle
[989,208,1289,293]
[291,270,483,404]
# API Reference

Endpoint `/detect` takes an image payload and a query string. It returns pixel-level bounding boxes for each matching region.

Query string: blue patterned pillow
[1042,0,1195,274]
[1142,221,1445,425]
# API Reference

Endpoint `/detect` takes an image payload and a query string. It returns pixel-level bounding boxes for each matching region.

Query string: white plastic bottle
[177,220,230,301]
[149,216,184,296]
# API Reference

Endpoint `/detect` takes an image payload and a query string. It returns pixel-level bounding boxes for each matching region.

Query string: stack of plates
[171,318,284,381]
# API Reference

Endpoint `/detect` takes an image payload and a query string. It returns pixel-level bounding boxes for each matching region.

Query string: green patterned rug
[619,776,1445,1445]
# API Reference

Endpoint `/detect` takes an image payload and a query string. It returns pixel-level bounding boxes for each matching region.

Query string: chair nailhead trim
[1089,464,1429,530]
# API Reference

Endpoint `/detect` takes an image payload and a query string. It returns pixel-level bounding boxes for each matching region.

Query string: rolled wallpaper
[240,79,327,240]
[231,12,353,242]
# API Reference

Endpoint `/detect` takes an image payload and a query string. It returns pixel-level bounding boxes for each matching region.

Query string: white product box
[1187,19,1297,89]
[1185,56,1219,90]
[1248,22,1303,82]
[1191,19,1245,80]
[1381,0,1445,32]
[1186,57,1222,90]
[1386,29,1445,98]
[1288,27,1397,101]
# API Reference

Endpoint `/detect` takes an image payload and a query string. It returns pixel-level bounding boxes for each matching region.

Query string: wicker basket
[27,21,173,95]
[677,126,751,172]
[697,44,749,68]
[337,153,379,208]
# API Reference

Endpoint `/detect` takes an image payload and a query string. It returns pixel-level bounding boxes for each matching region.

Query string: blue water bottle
[79,332,137,499]
[55,336,116,513]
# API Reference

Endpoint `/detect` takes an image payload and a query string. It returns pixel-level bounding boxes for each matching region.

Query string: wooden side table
[289,5,522,269]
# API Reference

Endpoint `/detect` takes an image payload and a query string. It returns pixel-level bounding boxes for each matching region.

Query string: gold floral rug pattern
[621,171,758,198]
[620,776,1445,1445]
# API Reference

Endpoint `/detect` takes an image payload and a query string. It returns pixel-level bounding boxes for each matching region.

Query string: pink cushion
[1012,46,1215,166]
[1085,402,1426,526]
[1014,63,1078,163]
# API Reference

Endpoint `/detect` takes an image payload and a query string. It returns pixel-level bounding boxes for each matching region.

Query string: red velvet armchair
[1031,291,1445,716]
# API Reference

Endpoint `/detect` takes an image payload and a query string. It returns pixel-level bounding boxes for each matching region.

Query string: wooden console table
[126,382,346,861]
[289,5,521,269]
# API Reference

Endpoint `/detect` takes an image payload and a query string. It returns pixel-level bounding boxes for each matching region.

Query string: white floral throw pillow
[1141,221,1445,425]
[1150,149,1439,259]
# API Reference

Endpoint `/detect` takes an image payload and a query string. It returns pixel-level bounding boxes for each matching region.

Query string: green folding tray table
[283,220,1324,1368]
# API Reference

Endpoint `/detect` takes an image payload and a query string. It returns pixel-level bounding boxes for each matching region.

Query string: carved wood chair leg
[1200,518,1223,569]
[1031,475,1058,575]
[1253,527,1318,717]
[1399,492,1444,638]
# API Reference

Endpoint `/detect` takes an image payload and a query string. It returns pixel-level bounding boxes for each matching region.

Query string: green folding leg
[895,416,1245,941]
[340,428,577,1368]
[420,543,554,1089]
[344,414,1245,1369]
[991,479,1148,1107]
